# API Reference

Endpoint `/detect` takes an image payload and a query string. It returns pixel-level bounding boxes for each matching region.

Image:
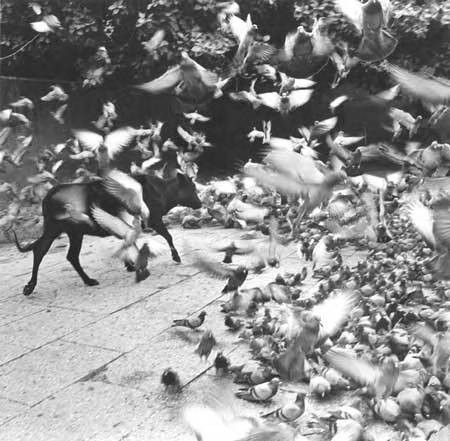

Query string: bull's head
[175,170,202,210]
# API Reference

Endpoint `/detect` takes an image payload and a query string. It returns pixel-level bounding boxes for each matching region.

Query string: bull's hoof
[23,284,35,296]
[85,278,99,287]
[172,253,181,263]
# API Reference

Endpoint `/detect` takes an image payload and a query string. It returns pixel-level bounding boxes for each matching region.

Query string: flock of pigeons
[1,2,450,440]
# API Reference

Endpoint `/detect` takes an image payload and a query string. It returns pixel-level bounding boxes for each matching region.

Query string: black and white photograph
[0,0,450,440]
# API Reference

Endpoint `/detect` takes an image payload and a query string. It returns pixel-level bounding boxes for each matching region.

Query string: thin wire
[0,35,39,61]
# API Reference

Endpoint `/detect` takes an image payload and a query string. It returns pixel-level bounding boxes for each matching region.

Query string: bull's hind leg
[151,220,181,263]
[23,229,60,296]
[66,232,99,286]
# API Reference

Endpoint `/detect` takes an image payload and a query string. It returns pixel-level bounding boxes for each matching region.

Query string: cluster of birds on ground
[1,2,450,440]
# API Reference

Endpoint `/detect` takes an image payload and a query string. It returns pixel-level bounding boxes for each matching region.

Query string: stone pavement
[0,226,394,441]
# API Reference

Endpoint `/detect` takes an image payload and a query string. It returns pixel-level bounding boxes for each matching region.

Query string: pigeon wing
[104,127,136,159]
[135,66,182,94]
[91,205,132,239]
[73,130,103,152]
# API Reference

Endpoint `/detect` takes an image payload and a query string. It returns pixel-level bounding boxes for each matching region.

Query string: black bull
[13,172,201,296]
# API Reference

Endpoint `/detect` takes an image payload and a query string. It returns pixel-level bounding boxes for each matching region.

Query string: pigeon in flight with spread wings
[73,127,136,161]
[384,63,450,106]
[403,196,450,279]
[335,0,397,62]
[136,52,227,109]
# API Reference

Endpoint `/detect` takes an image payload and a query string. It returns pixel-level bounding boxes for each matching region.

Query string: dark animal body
[13,172,201,296]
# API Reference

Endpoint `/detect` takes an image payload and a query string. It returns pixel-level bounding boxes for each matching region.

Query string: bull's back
[43,182,123,236]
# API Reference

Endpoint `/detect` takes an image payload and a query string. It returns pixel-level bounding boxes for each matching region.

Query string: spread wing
[104,127,136,158]
[403,199,436,248]
[335,0,364,32]
[410,324,438,348]
[288,89,314,110]
[385,64,450,105]
[73,130,103,151]
[188,247,236,279]
[91,205,132,239]
[433,209,450,250]
[228,14,252,43]
[312,290,359,338]
[102,169,145,215]
[325,347,378,387]
[264,150,324,185]
[257,92,281,111]
[135,65,182,94]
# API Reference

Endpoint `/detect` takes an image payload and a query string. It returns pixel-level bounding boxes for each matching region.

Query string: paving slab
[0,340,121,406]
[0,382,152,441]
[0,397,28,425]
[0,306,103,349]
[0,299,45,326]
[64,273,228,352]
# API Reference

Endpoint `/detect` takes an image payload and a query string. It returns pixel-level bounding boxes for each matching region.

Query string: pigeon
[31,14,61,33]
[385,63,450,106]
[214,241,256,264]
[41,85,68,102]
[275,18,334,78]
[171,311,207,330]
[73,127,136,160]
[161,368,181,393]
[141,29,166,54]
[404,197,450,279]
[136,52,223,109]
[191,250,249,293]
[336,0,397,62]
[325,348,400,399]
[9,97,34,110]
[257,89,313,115]
[90,206,142,259]
[195,330,217,360]
[236,378,280,402]
[135,243,151,283]
[261,392,306,422]
[101,169,150,221]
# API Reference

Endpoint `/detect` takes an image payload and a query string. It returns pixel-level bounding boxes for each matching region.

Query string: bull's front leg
[151,220,181,263]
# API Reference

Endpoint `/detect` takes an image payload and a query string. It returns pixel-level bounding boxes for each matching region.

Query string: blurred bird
[31,14,61,33]
[410,324,450,378]
[172,311,207,330]
[90,205,142,259]
[101,169,150,221]
[236,378,280,402]
[161,368,181,393]
[142,29,166,54]
[195,330,217,360]
[9,97,34,110]
[225,14,276,77]
[0,109,31,128]
[183,111,211,125]
[298,117,339,148]
[214,352,230,375]
[183,388,260,441]
[275,18,334,78]
[336,0,397,62]
[136,51,224,108]
[92,101,117,131]
[278,73,316,94]
[214,241,256,264]
[40,85,68,102]
[189,249,249,293]
[135,243,151,283]
[50,103,67,125]
[404,197,450,278]
[54,203,95,226]
[385,63,450,106]
[73,127,136,160]
[257,89,314,115]
[325,348,400,399]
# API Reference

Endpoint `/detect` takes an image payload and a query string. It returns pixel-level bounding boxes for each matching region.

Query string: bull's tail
[12,230,39,253]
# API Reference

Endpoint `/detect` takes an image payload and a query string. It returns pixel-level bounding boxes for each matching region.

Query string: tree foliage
[1,0,449,87]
